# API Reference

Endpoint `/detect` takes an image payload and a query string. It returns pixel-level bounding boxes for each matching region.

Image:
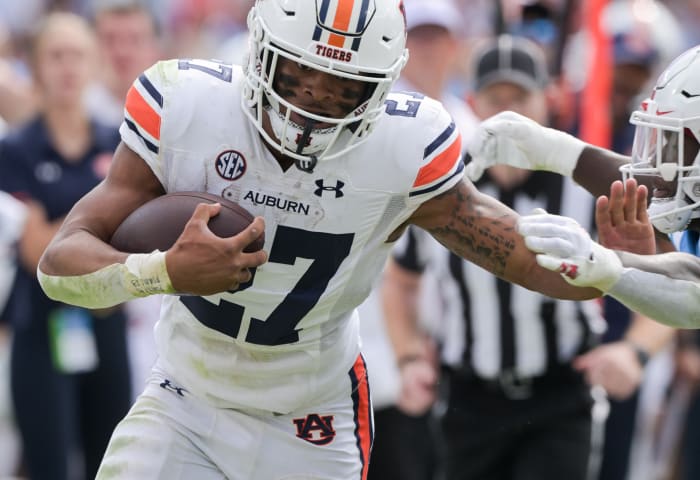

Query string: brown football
[110,191,264,253]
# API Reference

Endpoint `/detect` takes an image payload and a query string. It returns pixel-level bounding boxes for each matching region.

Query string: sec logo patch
[216,150,246,181]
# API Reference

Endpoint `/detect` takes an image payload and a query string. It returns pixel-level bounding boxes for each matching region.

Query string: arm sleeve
[38,250,174,309]
[607,266,700,328]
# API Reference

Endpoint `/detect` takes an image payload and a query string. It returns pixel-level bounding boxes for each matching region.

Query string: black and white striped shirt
[393,172,605,380]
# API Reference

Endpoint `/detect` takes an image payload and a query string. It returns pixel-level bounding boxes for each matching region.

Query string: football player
[36,1,599,478]
[466,45,700,329]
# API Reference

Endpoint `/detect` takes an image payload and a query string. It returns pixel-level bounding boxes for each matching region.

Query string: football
[110,191,265,254]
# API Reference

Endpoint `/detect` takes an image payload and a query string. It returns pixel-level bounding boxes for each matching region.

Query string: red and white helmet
[623,46,700,233]
[242,0,408,167]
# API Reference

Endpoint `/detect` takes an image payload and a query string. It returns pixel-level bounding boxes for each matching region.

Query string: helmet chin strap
[294,120,319,173]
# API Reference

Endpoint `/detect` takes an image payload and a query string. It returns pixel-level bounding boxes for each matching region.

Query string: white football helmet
[242,0,408,170]
[622,46,700,233]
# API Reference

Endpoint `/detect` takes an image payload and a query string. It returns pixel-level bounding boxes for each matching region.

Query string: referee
[382,36,604,480]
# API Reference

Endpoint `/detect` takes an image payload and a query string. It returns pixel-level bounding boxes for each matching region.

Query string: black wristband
[626,341,650,368]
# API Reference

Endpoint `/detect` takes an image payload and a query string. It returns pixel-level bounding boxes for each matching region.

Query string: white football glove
[465,111,587,182]
[517,209,623,292]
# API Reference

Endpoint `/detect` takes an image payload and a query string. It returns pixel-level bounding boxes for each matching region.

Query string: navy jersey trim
[125,118,159,154]
[408,161,464,197]
[138,74,163,108]
[424,121,456,158]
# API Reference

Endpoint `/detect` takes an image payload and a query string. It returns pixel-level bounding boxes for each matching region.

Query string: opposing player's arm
[607,251,700,328]
[407,178,598,300]
[466,111,654,197]
[573,146,631,198]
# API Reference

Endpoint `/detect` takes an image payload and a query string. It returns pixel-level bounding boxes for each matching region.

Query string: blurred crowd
[1,0,700,479]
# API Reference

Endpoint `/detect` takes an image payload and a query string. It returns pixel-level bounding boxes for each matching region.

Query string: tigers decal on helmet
[312,0,374,51]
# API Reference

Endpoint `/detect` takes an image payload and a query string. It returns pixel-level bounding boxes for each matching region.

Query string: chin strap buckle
[295,155,318,173]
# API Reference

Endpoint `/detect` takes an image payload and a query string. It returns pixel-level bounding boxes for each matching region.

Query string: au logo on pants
[293,413,336,445]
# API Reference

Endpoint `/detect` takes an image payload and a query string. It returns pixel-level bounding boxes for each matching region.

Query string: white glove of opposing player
[517,209,623,293]
[465,111,587,182]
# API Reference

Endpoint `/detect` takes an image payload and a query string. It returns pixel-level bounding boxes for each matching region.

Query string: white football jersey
[120,59,464,413]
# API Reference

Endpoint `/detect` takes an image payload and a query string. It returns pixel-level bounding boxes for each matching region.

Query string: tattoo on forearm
[428,188,516,276]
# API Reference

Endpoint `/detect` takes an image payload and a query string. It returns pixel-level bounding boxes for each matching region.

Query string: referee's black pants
[442,368,594,480]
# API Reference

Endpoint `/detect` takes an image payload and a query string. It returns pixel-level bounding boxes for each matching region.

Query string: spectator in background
[0,20,37,130]
[84,0,165,401]
[0,0,46,41]
[665,0,700,50]
[363,1,477,478]
[396,0,478,151]
[166,0,252,59]
[85,0,162,128]
[214,0,256,65]
[609,33,659,154]
[0,13,132,480]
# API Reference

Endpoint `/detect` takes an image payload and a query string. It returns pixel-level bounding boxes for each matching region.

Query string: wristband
[542,128,586,178]
[38,250,175,309]
[123,251,174,296]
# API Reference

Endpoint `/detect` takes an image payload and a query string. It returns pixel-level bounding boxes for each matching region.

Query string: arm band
[607,267,700,329]
[38,250,175,309]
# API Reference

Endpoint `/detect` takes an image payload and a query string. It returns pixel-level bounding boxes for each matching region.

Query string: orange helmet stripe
[332,0,354,32]
[327,33,345,48]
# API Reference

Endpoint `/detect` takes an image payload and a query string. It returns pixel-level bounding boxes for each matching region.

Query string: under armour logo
[293,413,336,445]
[160,379,187,397]
[314,179,344,198]
[558,262,579,279]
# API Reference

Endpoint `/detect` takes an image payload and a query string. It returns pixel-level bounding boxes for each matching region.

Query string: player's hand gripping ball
[110,192,265,253]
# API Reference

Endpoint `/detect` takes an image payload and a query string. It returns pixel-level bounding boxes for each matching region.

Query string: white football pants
[96,355,373,479]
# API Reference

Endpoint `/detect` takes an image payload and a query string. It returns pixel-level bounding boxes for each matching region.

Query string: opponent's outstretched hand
[517,209,622,292]
[596,179,655,255]
[465,111,585,182]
